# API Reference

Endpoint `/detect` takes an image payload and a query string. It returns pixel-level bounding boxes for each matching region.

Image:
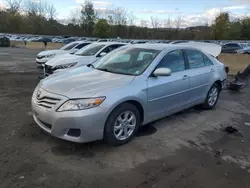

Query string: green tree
[93,19,110,38]
[212,12,230,40]
[227,20,242,40]
[241,18,250,40]
[81,0,96,36]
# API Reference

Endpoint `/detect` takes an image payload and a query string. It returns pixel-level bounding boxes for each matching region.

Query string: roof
[128,42,222,57]
[91,42,127,45]
[129,43,184,50]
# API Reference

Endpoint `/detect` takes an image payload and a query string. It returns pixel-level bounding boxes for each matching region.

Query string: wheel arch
[214,80,222,91]
[107,98,145,125]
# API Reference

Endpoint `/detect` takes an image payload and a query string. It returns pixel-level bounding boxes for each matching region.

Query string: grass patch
[219,54,249,75]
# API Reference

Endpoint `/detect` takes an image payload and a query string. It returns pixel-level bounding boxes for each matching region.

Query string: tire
[202,83,221,109]
[104,103,141,146]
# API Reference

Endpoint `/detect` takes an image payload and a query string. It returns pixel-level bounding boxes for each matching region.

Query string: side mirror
[99,52,107,57]
[153,68,171,77]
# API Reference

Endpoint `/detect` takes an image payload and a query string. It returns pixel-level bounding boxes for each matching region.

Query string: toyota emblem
[36,90,41,99]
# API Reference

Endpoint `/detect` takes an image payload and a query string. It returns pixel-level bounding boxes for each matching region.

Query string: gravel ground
[1,47,250,188]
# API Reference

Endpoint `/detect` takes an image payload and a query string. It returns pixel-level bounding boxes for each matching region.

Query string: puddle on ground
[51,143,95,158]
[136,124,157,137]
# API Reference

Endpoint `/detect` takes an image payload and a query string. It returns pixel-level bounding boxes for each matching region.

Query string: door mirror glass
[99,52,107,57]
[153,68,171,77]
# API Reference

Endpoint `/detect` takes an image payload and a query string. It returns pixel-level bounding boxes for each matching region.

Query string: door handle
[183,75,188,80]
[210,69,215,72]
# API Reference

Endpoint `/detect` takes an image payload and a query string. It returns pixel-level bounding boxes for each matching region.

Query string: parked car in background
[221,43,244,53]
[36,41,91,67]
[44,42,126,76]
[97,39,109,42]
[61,38,76,44]
[130,40,148,44]
[237,47,250,54]
[0,36,10,47]
[32,43,227,145]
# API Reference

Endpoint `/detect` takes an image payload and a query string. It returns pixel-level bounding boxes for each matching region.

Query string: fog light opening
[67,129,81,137]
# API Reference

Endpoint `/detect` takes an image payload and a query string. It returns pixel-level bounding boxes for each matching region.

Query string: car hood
[38,50,60,56]
[45,54,96,67]
[40,67,135,98]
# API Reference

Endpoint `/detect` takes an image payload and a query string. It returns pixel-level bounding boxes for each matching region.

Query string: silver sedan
[31,44,227,145]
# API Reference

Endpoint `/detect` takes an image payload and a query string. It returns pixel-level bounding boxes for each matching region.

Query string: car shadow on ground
[26,106,205,158]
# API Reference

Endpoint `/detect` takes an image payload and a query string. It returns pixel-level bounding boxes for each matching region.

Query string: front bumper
[36,57,52,66]
[31,90,108,143]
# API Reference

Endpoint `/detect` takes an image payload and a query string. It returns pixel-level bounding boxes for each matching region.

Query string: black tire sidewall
[203,83,221,109]
[104,103,141,146]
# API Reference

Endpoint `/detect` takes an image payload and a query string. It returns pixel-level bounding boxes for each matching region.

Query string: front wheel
[202,83,221,109]
[104,103,141,146]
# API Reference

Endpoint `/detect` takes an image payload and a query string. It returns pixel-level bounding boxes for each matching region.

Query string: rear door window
[74,43,90,49]
[185,49,205,69]
[203,55,214,66]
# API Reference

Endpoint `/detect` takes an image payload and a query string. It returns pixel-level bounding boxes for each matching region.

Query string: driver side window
[157,50,186,73]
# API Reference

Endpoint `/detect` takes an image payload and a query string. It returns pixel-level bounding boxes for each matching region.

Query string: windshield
[93,47,160,76]
[60,42,79,50]
[74,44,105,56]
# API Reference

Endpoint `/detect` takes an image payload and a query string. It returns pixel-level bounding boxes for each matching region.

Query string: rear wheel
[104,103,140,146]
[202,83,221,109]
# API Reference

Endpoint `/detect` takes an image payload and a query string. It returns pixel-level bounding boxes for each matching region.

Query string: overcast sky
[1,0,250,27]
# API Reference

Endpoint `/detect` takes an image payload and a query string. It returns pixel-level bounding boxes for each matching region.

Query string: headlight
[57,97,105,112]
[44,54,56,58]
[54,62,78,69]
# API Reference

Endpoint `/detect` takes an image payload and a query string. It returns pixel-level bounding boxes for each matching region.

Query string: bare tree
[46,4,56,20]
[5,0,22,14]
[173,17,182,29]
[37,0,48,17]
[150,16,160,28]
[127,11,136,26]
[140,19,148,27]
[163,17,172,28]
[108,7,127,25]
[69,8,81,25]
[24,0,55,20]
[24,0,39,16]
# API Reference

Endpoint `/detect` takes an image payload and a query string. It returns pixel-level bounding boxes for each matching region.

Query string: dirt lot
[1,47,250,188]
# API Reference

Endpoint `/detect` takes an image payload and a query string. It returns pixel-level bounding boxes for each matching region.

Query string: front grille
[36,96,61,109]
[44,64,54,75]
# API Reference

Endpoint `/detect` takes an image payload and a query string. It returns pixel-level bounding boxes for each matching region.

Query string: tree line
[1,0,250,40]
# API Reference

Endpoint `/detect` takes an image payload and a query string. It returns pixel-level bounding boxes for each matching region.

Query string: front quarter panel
[92,76,148,124]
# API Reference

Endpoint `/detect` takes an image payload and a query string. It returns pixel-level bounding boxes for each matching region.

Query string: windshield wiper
[96,68,113,73]
[87,64,95,68]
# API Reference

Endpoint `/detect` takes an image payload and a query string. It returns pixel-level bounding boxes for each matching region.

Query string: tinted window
[74,44,105,56]
[109,44,125,51]
[186,50,205,69]
[203,55,214,66]
[100,44,124,54]
[60,42,79,50]
[157,50,185,73]
[225,43,240,48]
[74,43,90,49]
[231,43,240,48]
